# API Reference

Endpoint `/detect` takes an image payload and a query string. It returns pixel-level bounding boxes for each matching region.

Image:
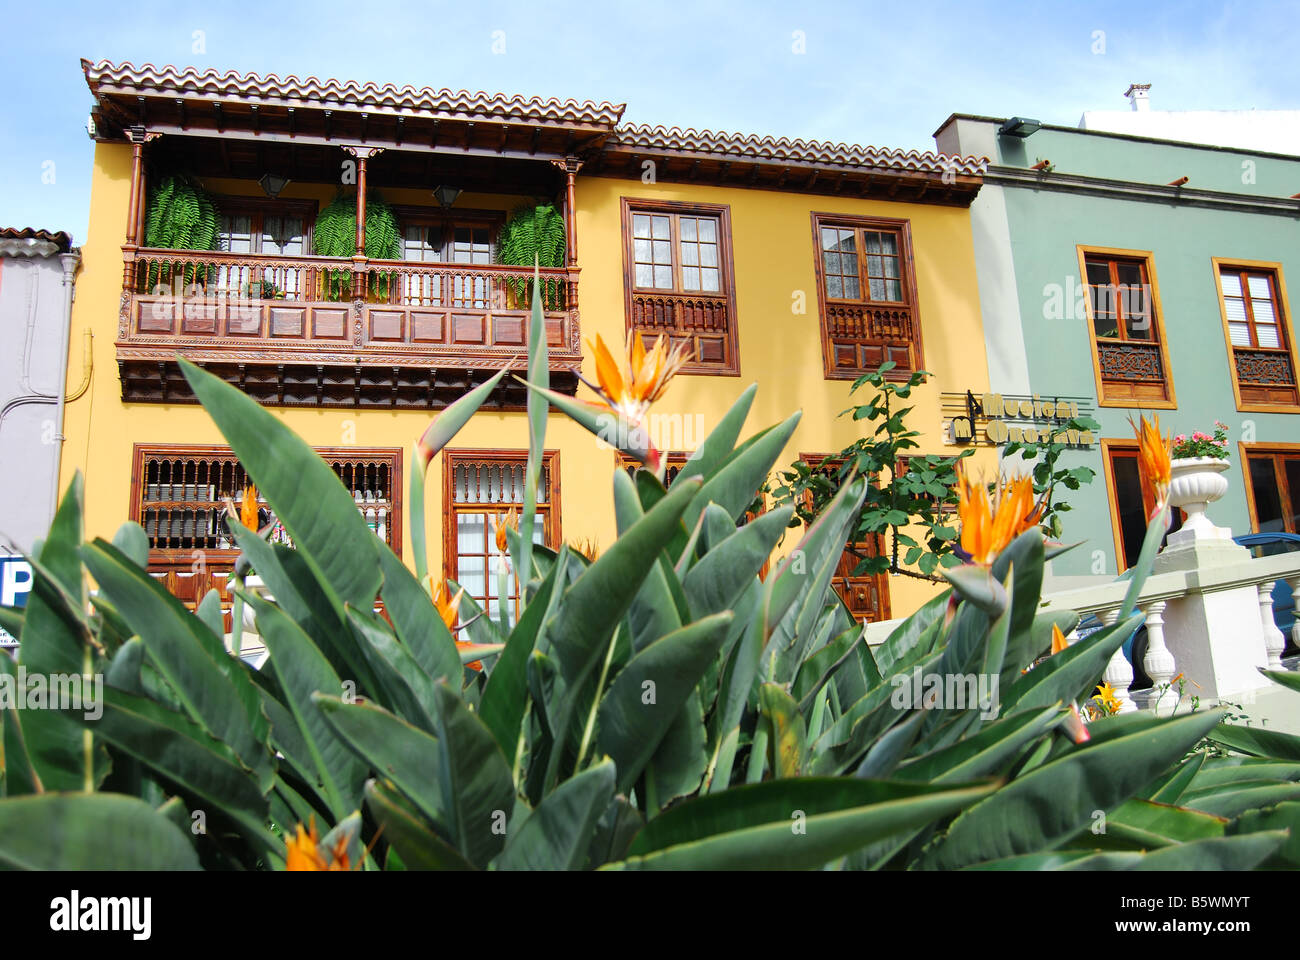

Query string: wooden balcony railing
[117,248,582,407]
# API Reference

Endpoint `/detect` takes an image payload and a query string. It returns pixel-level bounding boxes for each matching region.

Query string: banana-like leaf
[1000,612,1142,713]
[346,605,439,734]
[1190,758,1300,791]
[479,551,566,762]
[1229,801,1300,868]
[871,590,949,678]
[1058,832,1285,871]
[760,683,806,778]
[1261,668,1300,695]
[672,384,757,487]
[1145,751,1205,804]
[597,612,733,794]
[494,759,616,870]
[364,779,472,870]
[427,682,516,868]
[608,778,995,870]
[522,382,655,465]
[916,708,1227,869]
[1207,723,1300,761]
[1181,782,1300,818]
[248,594,367,821]
[315,695,451,833]
[63,686,275,850]
[179,356,382,613]
[378,544,461,685]
[81,539,273,793]
[0,793,200,869]
[1088,797,1225,848]
[612,469,684,653]
[15,476,102,793]
[646,689,709,805]
[684,412,802,530]
[518,273,548,586]
[988,528,1044,644]
[0,650,40,795]
[854,712,924,780]
[111,520,150,570]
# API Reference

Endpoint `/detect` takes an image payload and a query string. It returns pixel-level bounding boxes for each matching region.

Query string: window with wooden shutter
[1077,246,1176,407]
[1213,260,1299,411]
[812,214,923,381]
[129,443,402,613]
[442,450,560,626]
[622,199,739,375]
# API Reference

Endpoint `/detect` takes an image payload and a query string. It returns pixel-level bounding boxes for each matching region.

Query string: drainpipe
[51,251,82,511]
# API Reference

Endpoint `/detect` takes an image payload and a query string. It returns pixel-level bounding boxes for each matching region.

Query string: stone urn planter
[1168,456,1230,539]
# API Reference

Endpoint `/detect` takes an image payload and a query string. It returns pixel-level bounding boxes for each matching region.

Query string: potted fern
[141,174,221,292]
[495,203,566,309]
[312,191,402,301]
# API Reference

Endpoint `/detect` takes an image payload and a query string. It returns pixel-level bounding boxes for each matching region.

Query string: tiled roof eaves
[607,123,987,179]
[0,228,73,251]
[83,59,627,128]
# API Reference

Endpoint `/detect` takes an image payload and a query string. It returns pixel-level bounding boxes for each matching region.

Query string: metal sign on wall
[941,391,1097,448]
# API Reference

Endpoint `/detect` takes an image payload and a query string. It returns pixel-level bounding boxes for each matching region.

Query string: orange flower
[239,485,259,532]
[587,331,691,425]
[955,464,1043,565]
[457,639,484,672]
[426,575,464,631]
[493,508,518,555]
[284,816,352,871]
[1129,413,1172,517]
[1050,622,1070,655]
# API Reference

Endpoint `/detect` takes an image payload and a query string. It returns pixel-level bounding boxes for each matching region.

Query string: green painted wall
[994,127,1300,577]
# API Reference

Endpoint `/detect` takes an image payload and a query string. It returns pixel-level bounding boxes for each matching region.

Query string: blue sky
[2,0,1296,241]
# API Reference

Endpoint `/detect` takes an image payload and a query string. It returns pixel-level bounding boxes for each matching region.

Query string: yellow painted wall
[60,142,994,618]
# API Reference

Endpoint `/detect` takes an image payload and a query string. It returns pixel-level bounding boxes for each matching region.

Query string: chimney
[1124,83,1151,112]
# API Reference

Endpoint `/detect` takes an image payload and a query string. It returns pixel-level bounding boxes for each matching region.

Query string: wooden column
[355,153,368,255]
[561,157,582,266]
[125,139,144,246]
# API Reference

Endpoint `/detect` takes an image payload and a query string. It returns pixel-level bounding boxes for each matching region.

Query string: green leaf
[1229,801,1300,868]
[1094,798,1225,847]
[608,778,994,870]
[248,594,367,821]
[760,683,806,778]
[1208,724,1300,762]
[0,793,200,869]
[346,604,439,733]
[672,384,757,486]
[1059,833,1285,871]
[1001,612,1141,713]
[519,270,549,585]
[917,708,1227,869]
[1261,669,1300,695]
[494,759,616,870]
[378,545,461,685]
[179,356,383,612]
[597,613,733,793]
[685,412,802,530]
[1181,782,1300,818]
[80,539,273,793]
[427,682,516,868]
[364,779,473,870]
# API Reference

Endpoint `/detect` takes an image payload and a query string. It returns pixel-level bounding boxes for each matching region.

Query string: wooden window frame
[1101,437,1188,571]
[620,198,740,377]
[441,448,562,615]
[811,213,924,382]
[1076,245,1176,409]
[212,195,318,253]
[1212,258,1299,413]
[1239,441,1300,534]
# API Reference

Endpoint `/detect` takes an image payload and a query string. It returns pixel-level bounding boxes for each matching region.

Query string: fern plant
[141,175,221,291]
[496,203,566,309]
[312,191,402,301]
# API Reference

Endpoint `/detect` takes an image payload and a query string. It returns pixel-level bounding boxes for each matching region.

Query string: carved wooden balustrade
[117,248,582,408]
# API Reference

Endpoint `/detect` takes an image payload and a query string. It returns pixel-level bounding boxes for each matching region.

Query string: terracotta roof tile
[607,123,987,178]
[0,228,73,251]
[83,59,627,128]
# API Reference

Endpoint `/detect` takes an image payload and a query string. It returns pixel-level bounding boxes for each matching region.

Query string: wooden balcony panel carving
[1097,340,1165,383]
[118,248,582,408]
[822,303,916,377]
[1235,348,1296,387]
[628,290,734,371]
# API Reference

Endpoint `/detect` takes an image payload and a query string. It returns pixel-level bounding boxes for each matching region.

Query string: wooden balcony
[116,248,582,408]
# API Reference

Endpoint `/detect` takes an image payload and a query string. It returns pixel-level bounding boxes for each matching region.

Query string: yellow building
[61,59,995,624]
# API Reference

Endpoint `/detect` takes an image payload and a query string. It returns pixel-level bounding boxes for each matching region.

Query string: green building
[935,112,1300,580]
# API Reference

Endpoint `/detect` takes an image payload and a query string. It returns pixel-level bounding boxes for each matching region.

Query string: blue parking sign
[0,556,33,647]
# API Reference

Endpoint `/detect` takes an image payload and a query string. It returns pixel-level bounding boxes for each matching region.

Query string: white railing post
[1141,599,1177,714]
[1289,576,1300,659]
[1258,581,1286,671]
[1099,606,1137,713]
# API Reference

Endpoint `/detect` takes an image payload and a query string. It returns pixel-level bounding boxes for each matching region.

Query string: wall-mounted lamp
[259,173,291,198]
[998,117,1042,138]
[433,185,462,209]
